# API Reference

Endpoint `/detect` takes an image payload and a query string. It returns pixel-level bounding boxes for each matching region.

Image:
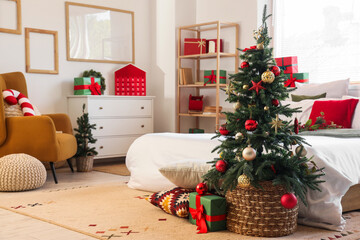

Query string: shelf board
[179,84,227,88]
[179,52,236,59]
[179,113,226,118]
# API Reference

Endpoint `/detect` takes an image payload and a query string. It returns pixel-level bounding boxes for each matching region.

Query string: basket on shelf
[225,181,298,237]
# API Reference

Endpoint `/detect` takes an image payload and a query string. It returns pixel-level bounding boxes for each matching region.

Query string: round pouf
[0,154,47,191]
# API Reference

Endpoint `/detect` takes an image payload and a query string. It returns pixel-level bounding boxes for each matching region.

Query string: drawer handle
[99,107,103,110]
[99,126,103,129]
[141,106,144,110]
[99,146,104,149]
[141,125,145,128]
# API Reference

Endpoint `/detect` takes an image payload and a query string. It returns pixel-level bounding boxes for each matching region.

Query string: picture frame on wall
[25,28,59,74]
[0,0,22,34]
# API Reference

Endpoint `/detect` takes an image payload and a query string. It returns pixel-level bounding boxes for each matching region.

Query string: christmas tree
[203,6,324,206]
[74,104,98,157]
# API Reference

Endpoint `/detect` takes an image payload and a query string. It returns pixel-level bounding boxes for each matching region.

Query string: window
[273,0,360,83]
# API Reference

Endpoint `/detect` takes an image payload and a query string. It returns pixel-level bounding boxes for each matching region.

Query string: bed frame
[342,184,360,212]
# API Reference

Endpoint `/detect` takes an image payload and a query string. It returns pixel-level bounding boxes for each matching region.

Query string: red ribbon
[284,74,308,87]
[74,77,101,95]
[204,70,226,86]
[189,194,226,234]
[242,45,257,52]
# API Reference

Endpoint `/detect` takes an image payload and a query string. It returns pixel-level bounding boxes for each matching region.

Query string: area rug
[0,183,359,240]
[93,163,130,176]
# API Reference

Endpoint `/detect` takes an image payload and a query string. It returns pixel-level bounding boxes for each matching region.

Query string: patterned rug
[93,163,130,176]
[0,183,359,240]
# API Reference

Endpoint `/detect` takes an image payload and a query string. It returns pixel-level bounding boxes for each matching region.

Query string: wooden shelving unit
[177,21,239,133]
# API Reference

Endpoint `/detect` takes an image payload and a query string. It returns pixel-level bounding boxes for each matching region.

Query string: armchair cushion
[4,101,41,118]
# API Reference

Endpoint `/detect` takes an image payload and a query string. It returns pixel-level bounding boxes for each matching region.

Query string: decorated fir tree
[203,6,324,208]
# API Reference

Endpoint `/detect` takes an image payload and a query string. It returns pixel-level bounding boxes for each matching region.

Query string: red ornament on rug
[241,62,249,69]
[245,119,258,131]
[272,99,279,107]
[270,66,281,76]
[215,160,227,173]
[294,118,299,134]
[281,193,298,209]
[196,183,208,195]
[219,125,229,135]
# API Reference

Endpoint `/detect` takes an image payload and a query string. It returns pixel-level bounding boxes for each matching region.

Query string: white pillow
[342,95,360,129]
[159,160,212,189]
[292,78,349,99]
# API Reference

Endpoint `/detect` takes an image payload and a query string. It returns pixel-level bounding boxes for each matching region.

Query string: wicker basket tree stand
[226,181,298,237]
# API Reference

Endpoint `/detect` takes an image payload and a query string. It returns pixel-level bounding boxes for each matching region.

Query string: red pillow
[308,99,359,128]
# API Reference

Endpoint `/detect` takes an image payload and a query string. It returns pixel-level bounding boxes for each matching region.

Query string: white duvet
[126,133,360,231]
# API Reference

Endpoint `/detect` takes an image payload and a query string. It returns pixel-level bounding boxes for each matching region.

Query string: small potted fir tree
[74,104,98,172]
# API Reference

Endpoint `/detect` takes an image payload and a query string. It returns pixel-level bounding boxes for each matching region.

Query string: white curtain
[273,0,360,83]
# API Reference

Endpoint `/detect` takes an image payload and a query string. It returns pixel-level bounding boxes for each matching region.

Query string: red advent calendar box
[115,64,146,96]
[184,38,206,55]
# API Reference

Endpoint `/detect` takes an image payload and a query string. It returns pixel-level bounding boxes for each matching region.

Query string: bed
[126,132,360,231]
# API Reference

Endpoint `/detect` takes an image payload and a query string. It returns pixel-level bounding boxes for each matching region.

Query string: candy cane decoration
[2,89,35,116]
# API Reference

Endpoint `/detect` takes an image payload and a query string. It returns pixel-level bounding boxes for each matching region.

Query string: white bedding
[126,133,360,231]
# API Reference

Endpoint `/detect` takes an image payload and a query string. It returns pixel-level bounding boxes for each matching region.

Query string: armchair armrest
[0,116,59,161]
[43,113,73,134]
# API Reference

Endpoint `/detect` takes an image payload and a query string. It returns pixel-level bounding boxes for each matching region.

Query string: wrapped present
[189,192,226,233]
[189,95,203,111]
[204,70,226,86]
[275,56,298,74]
[284,73,309,87]
[74,77,101,95]
[184,38,206,55]
[206,39,223,53]
[189,128,205,134]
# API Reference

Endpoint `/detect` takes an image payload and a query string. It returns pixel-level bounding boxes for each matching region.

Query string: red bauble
[219,125,229,135]
[196,182,208,195]
[270,65,281,76]
[241,61,249,69]
[281,193,298,209]
[294,118,299,134]
[245,119,258,131]
[215,160,227,173]
[272,99,279,107]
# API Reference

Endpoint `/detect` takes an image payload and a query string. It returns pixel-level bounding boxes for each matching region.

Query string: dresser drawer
[92,118,153,137]
[88,99,152,117]
[93,136,138,157]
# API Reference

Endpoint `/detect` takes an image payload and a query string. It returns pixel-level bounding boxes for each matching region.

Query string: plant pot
[76,156,94,172]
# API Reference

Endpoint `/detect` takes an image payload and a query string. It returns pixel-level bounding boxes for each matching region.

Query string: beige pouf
[0,154,47,191]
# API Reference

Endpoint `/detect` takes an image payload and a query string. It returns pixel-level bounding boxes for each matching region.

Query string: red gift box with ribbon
[284,73,309,87]
[74,77,101,95]
[184,38,206,55]
[189,192,226,233]
[275,56,298,74]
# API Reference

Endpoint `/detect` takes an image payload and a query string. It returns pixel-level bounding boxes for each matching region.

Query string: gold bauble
[242,146,256,161]
[261,70,275,83]
[233,102,241,110]
[243,84,249,90]
[238,174,250,188]
[257,43,264,50]
[235,132,243,140]
[295,145,307,157]
[264,106,269,111]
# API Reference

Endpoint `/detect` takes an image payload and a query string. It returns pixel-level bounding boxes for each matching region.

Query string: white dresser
[67,95,155,159]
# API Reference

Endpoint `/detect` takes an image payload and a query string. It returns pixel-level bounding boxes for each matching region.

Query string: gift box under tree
[74,77,101,95]
[189,192,226,233]
[284,73,309,87]
[204,70,226,86]
[275,56,298,74]
[189,128,205,134]
[184,38,206,55]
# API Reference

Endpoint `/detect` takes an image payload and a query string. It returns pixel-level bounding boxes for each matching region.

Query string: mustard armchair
[0,72,77,183]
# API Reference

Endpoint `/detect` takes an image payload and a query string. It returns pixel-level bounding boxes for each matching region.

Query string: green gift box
[189,192,226,232]
[74,77,101,95]
[204,70,226,86]
[189,128,204,134]
[284,73,309,88]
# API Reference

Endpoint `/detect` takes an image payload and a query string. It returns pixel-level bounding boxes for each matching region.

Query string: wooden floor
[0,159,129,240]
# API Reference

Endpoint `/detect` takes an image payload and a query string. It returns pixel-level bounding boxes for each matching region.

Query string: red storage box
[189,94,203,111]
[184,38,206,55]
[115,64,146,96]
